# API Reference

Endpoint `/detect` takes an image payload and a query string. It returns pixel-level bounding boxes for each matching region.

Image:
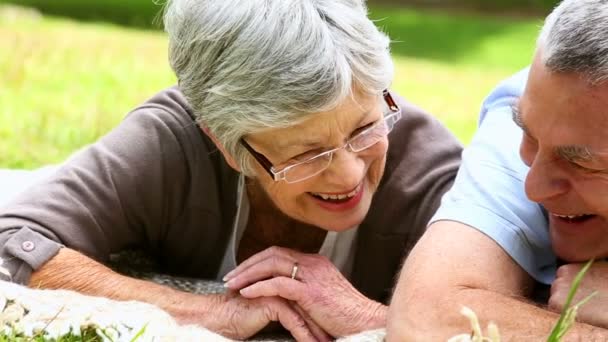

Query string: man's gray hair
[538,0,608,84]
[164,0,393,175]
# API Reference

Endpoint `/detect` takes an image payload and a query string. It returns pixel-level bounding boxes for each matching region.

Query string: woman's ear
[200,125,242,172]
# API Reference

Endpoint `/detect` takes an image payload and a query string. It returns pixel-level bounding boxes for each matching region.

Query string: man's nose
[524,150,570,203]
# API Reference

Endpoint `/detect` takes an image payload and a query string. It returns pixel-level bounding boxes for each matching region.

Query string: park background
[0,0,560,169]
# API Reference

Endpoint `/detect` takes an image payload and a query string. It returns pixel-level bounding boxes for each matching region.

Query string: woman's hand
[180,291,328,341]
[223,246,387,338]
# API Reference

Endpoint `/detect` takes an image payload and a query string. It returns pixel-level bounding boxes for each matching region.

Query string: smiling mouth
[552,213,596,223]
[309,184,362,202]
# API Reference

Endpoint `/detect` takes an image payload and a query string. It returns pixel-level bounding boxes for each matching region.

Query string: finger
[292,302,333,342]
[550,278,563,296]
[548,294,564,312]
[556,264,582,278]
[224,246,298,281]
[265,298,318,342]
[555,265,566,278]
[226,255,299,290]
[240,277,305,302]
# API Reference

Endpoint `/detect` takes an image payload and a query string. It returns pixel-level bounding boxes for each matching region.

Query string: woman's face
[244,91,389,231]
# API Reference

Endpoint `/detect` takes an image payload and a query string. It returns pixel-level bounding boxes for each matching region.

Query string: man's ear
[200,125,242,172]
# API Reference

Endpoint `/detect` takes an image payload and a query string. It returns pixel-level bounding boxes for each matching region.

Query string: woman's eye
[289,150,321,163]
[351,122,375,137]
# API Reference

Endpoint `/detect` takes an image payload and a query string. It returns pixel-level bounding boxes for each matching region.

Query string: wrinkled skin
[224,246,386,339]
[549,261,608,328]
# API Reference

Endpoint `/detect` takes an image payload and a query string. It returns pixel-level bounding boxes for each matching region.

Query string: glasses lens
[278,93,401,184]
[350,125,387,151]
[349,111,401,152]
[283,152,332,183]
[384,111,401,131]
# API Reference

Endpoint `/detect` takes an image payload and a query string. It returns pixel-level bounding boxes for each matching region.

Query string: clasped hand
[221,246,386,341]
[549,261,608,328]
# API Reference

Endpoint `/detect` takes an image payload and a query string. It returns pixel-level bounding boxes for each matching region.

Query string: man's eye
[570,162,604,174]
[522,131,537,146]
[573,164,596,173]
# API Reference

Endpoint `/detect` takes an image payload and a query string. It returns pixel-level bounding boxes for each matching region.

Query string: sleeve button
[21,241,35,252]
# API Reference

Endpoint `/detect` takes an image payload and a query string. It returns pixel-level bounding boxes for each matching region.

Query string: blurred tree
[370,0,559,13]
[0,0,163,29]
[1,0,558,30]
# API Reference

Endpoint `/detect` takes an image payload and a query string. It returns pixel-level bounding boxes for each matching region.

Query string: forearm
[387,222,608,341]
[455,288,606,341]
[29,248,223,328]
[388,280,608,341]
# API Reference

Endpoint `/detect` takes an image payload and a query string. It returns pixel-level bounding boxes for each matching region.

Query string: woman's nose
[323,148,366,187]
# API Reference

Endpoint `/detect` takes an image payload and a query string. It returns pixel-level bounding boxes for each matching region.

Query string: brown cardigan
[0,87,462,303]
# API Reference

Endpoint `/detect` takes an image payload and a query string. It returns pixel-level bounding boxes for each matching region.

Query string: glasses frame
[240,89,401,183]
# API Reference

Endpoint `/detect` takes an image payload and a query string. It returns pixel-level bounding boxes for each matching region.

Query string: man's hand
[223,246,386,338]
[549,261,608,328]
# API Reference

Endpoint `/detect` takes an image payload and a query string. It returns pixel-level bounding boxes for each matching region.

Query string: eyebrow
[274,138,323,151]
[273,108,372,152]
[556,145,594,163]
[510,102,529,134]
[511,102,595,163]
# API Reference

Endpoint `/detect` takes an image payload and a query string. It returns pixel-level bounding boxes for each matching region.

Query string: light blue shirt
[430,67,556,284]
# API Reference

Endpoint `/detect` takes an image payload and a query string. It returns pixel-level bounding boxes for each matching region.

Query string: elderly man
[387,0,608,340]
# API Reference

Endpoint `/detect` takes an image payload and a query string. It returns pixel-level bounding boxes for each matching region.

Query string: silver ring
[290,262,299,280]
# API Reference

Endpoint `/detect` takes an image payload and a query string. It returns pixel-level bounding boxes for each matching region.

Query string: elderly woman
[0,0,461,340]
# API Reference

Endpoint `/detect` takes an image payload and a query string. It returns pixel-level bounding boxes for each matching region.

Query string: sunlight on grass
[371,6,539,145]
[0,5,541,168]
[370,6,540,69]
[0,7,175,168]
[392,57,523,146]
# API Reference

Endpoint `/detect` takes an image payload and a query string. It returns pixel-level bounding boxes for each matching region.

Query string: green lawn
[0,3,543,169]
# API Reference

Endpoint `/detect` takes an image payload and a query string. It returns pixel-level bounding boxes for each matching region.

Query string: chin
[553,247,590,263]
[311,199,371,232]
[318,219,362,232]
[548,216,608,262]
[551,236,607,263]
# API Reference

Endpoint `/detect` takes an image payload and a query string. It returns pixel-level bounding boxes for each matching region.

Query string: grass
[0,5,175,168]
[0,0,164,28]
[547,260,597,342]
[0,305,148,341]
[0,3,543,169]
[0,327,145,341]
[0,329,100,341]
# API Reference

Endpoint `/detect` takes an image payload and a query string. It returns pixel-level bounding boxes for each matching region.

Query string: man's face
[518,53,608,262]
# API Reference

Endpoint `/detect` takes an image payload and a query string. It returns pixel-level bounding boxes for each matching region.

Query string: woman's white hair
[163,0,393,175]
[538,0,608,84]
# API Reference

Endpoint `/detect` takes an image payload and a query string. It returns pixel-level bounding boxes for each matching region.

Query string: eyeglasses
[240,89,401,183]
